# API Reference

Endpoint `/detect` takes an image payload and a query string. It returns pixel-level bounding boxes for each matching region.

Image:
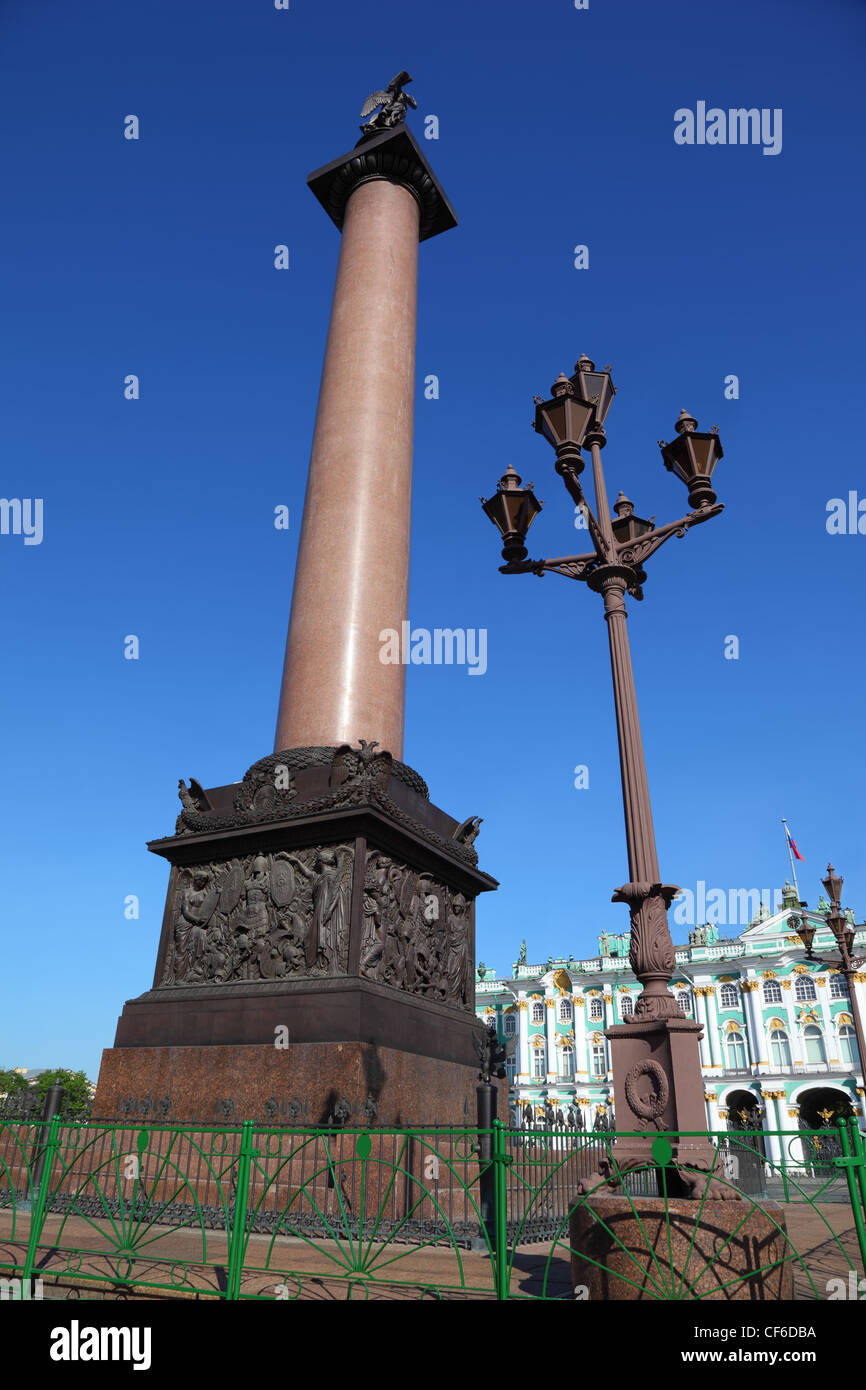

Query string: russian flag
[786,826,805,862]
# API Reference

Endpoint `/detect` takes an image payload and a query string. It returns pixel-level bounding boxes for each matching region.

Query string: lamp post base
[602,1016,721,1191]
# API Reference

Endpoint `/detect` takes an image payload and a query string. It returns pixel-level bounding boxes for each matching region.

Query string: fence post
[29,1084,64,1198]
[849,1116,866,1222]
[226,1122,254,1301]
[22,1113,60,1285]
[491,1119,510,1301]
[835,1118,866,1278]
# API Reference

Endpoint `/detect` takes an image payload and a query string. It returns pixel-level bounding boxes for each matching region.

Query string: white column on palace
[573,996,588,1081]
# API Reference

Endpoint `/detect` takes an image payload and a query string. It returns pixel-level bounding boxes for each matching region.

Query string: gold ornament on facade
[762,970,777,979]
[574,997,585,1007]
[781,980,792,990]
[553,968,572,992]
[544,997,556,1008]
[792,964,810,974]
[741,980,760,992]
[816,978,827,987]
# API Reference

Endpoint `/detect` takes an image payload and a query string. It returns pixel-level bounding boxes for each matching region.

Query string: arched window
[795,975,816,1003]
[763,979,782,1004]
[504,1013,516,1036]
[839,1024,859,1066]
[559,1045,575,1078]
[591,1043,607,1078]
[620,994,634,1016]
[589,997,604,1021]
[719,983,739,1010]
[770,1028,791,1068]
[531,1001,544,1024]
[678,991,693,1017]
[532,1042,546,1077]
[803,1025,826,1065]
[559,998,573,1023]
[505,1056,516,1082]
[726,1029,747,1069]
[830,976,849,1000]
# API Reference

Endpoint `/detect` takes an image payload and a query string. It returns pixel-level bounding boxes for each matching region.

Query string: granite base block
[94,1041,505,1127]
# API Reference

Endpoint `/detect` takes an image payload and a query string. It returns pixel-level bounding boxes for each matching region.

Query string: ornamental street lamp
[481,354,726,1191]
[788,864,866,1079]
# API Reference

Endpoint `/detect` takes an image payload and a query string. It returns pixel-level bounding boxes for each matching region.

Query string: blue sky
[1,0,864,1079]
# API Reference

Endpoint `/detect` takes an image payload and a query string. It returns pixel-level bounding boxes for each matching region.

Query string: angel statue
[359,71,417,138]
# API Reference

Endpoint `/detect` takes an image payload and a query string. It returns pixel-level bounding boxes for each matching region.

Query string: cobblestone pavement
[0,1201,859,1301]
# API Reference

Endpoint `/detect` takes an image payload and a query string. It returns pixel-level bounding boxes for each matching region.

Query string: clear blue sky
[1,0,864,1080]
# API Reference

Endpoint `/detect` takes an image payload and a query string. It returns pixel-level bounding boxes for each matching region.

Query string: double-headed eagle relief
[359,70,417,137]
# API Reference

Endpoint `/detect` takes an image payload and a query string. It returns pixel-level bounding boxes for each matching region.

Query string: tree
[0,1068,28,1098]
[33,1069,93,1118]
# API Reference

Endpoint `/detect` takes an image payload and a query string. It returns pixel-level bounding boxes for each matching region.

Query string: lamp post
[788,864,866,1082]
[481,355,726,1190]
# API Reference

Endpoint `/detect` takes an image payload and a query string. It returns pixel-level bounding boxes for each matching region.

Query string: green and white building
[475,883,865,1152]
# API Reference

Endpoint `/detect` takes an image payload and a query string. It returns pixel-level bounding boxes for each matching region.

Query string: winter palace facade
[474,883,865,1156]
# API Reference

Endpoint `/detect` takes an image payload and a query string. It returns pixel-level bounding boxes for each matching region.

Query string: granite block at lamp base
[569,1196,794,1300]
[94,1041,508,1127]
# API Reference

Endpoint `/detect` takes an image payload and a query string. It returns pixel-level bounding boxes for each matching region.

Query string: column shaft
[274,178,420,756]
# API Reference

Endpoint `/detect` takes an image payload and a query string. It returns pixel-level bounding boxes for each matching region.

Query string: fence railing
[1,1116,864,1301]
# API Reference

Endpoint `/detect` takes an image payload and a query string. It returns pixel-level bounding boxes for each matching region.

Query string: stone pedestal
[570,1196,794,1300]
[94,744,497,1127]
[605,1015,718,1179]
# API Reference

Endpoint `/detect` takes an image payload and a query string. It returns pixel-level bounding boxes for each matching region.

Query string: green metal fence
[1,1116,864,1300]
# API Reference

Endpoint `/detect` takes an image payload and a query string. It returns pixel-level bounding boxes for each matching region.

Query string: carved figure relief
[161,845,353,986]
[360,852,474,1009]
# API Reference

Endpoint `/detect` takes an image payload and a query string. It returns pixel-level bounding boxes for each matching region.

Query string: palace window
[726,1029,747,1070]
[763,980,783,1004]
[531,1001,545,1024]
[830,976,849,1000]
[504,1014,516,1035]
[591,1043,607,1078]
[505,1056,516,1083]
[589,997,604,1021]
[770,1028,792,1069]
[559,999,573,1023]
[719,983,739,1010]
[803,1024,826,1065]
[839,1024,859,1066]
[620,995,634,1016]
[795,976,817,1003]
[678,991,693,1017]
[559,1045,575,1079]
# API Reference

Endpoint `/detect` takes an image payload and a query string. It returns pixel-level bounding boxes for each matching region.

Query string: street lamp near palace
[480,354,726,1191]
[788,864,866,1079]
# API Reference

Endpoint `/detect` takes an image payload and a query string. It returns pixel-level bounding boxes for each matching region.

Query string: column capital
[308,125,457,242]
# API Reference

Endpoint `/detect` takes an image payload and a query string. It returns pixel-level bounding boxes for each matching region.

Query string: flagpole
[781,818,801,900]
